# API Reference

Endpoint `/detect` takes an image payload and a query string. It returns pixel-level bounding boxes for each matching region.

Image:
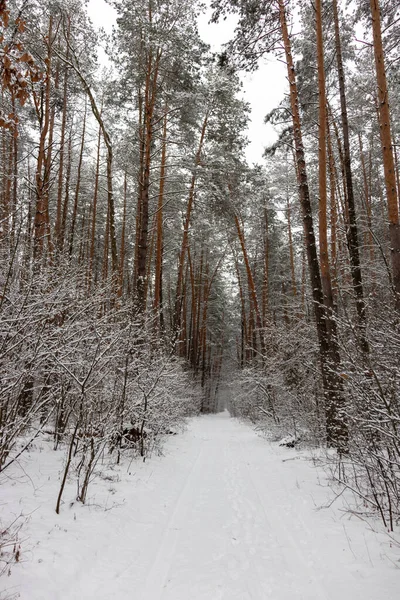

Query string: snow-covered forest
[1,0,400,597]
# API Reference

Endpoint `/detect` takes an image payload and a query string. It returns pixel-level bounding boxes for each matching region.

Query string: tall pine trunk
[333,0,368,351]
[370,0,400,311]
[136,47,161,311]
[316,0,334,316]
[154,110,168,327]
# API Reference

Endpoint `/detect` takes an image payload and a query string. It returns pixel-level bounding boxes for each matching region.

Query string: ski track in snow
[3,411,400,599]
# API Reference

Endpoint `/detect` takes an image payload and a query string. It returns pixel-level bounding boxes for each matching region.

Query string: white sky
[87,0,287,164]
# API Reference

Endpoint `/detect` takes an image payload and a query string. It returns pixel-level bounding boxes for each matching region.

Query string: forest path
[6,411,399,600]
[137,411,333,600]
[83,411,397,600]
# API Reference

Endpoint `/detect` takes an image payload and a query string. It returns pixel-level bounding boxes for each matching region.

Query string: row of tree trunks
[233,212,265,356]
[279,0,348,452]
[369,0,400,312]
[174,110,209,334]
[170,236,224,405]
[55,34,119,280]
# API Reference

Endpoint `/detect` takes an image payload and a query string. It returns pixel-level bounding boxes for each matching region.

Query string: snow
[2,411,399,599]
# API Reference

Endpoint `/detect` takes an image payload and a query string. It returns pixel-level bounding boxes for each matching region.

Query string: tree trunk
[316,0,334,317]
[118,171,128,297]
[234,213,265,355]
[60,127,73,252]
[136,48,161,311]
[262,205,269,326]
[370,0,400,310]
[69,101,87,258]
[233,247,248,368]
[56,18,70,248]
[194,248,204,373]
[133,88,144,291]
[326,116,338,295]
[358,134,374,264]
[286,188,297,297]
[333,0,369,351]
[154,110,168,326]
[102,204,110,283]
[34,16,53,261]
[88,122,101,289]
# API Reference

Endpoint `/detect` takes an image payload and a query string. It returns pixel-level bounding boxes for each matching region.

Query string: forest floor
[2,411,400,600]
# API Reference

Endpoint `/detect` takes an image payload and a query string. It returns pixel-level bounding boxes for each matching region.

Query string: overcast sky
[86,0,287,164]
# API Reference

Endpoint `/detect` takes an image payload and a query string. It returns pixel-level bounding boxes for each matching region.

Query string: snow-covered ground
[2,411,399,599]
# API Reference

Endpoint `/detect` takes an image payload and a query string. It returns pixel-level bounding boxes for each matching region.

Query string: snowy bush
[0,260,202,512]
[228,320,324,444]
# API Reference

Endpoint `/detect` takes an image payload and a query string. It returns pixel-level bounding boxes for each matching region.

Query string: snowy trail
[4,411,400,599]
[131,412,395,600]
[139,415,328,600]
